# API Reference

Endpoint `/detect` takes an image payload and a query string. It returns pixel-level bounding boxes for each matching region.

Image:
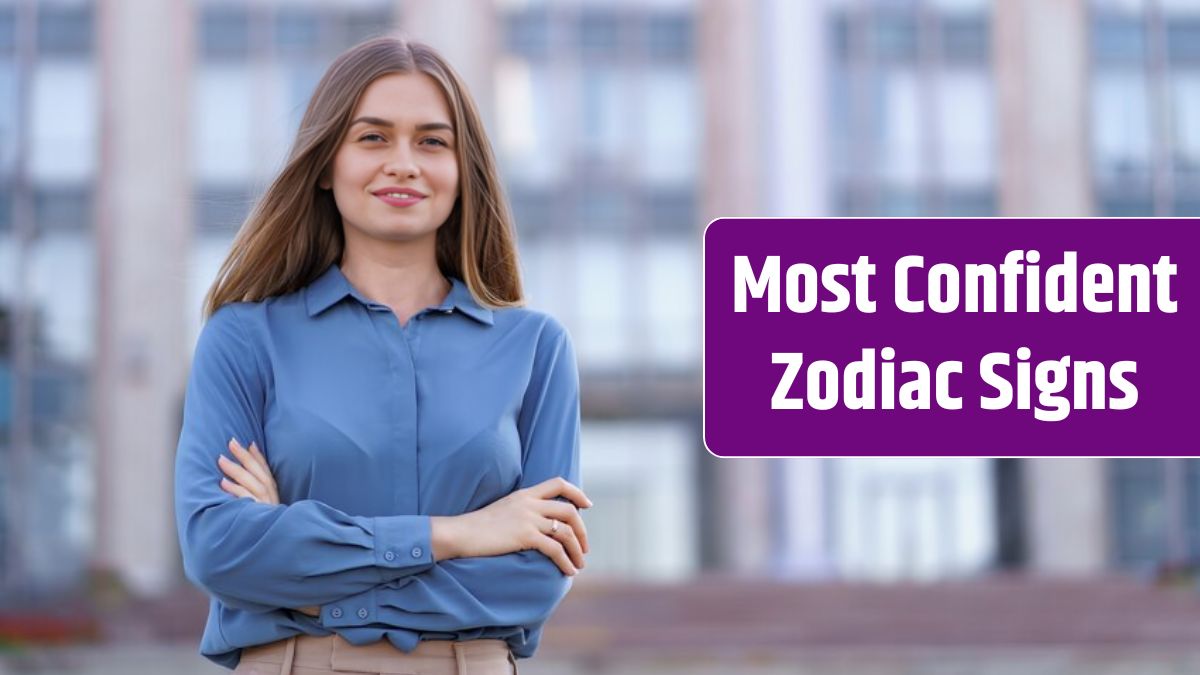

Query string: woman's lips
[374,193,426,207]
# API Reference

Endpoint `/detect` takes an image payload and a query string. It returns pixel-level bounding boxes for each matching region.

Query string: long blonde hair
[203,37,523,318]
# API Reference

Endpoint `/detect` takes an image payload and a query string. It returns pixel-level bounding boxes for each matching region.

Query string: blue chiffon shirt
[173,264,581,669]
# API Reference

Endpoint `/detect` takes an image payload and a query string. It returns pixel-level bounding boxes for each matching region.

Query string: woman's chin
[346,223,442,246]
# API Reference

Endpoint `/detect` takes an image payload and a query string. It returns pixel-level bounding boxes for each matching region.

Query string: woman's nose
[383,146,419,178]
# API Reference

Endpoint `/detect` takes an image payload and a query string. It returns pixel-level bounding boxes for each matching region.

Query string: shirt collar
[434,276,496,326]
[305,264,494,326]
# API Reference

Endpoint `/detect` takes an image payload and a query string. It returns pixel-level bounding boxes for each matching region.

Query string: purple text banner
[703,218,1199,456]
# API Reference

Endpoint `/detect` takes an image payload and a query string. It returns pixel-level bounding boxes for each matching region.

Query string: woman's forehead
[352,72,453,127]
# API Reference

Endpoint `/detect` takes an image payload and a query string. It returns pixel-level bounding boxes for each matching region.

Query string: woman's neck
[339,238,450,324]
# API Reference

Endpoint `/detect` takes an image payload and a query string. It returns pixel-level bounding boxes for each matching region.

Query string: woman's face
[322,72,459,250]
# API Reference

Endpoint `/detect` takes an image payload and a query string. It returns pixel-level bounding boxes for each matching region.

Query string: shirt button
[411,546,423,559]
[384,550,396,562]
[357,608,369,619]
[331,607,343,619]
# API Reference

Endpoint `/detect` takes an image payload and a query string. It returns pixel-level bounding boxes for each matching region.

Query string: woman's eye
[359,133,385,142]
[421,137,449,148]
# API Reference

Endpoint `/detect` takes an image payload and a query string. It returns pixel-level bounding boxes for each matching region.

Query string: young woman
[173,37,590,674]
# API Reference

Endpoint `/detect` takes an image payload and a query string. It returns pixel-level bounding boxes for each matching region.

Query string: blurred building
[0,0,1198,608]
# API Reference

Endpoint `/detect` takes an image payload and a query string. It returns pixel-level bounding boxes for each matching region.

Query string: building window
[1090,1,1200,216]
[0,61,15,178]
[1111,459,1199,569]
[194,187,254,234]
[640,188,696,234]
[1092,13,1144,65]
[942,14,989,64]
[498,5,701,372]
[508,187,556,237]
[0,6,15,56]
[829,1,996,217]
[37,5,92,58]
[579,420,698,580]
[274,9,321,57]
[201,6,250,60]
[31,62,97,183]
[33,186,90,232]
[645,13,692,61]
[1167,17,1200,65]
[579,9,621,61]
[0,188,10,232]
[505,8,551,61]
[342,8,392,47]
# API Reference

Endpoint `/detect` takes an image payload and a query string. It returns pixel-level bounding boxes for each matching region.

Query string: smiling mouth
[374,192,426,207]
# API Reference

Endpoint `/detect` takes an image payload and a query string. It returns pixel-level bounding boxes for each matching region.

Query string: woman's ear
[317,168,331,190]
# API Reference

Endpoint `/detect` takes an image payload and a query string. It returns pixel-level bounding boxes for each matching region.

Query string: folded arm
[174,305,436,612]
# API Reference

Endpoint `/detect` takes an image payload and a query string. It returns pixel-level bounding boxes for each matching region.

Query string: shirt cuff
[372,514,434,572]
[321,516,433,629]
[320,584,379,627]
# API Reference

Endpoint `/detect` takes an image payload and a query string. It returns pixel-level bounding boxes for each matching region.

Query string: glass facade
[496,2,701,579]
[828,0,997,217]
[1090,0,1200,216]
[0,0,97,596]
[1111,458,1200,569]
[0,0,1193,598]
[188,0,394,340]
[497,3,699,373]
[1093,0,1200,570]
[821,0,998,581]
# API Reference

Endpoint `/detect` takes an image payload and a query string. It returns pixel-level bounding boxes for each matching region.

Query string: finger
[534,534,576,576]
[246,443,281,504]
[530,477,593,509]
[228,439,276,493]
[220,477,256,501]
[551,502,588,554]
[246,442,274,485]
[217,451,262,491]
[228,438,274,486]
[542,501,589,555]
[217,453,268,498]
[547,518,585,569]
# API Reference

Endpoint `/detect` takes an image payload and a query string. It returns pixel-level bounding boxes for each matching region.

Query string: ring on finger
[548,519,560,535]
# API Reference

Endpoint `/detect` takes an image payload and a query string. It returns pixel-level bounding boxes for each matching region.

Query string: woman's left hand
[217,438,280,506]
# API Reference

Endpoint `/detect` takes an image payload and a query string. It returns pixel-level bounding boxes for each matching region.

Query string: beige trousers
[233,634,518,675]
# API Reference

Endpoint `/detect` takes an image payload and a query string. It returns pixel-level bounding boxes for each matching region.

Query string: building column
[993,0,1106,575]
[94,0,193,595]
[697,0,774,574]
[1024,458,1108,575]
[699,0,762,218]
[758,0,834,578]
[401,0,498,130]
[993,0,1093,216]
[761,0,830,217]
[778,458,833,578]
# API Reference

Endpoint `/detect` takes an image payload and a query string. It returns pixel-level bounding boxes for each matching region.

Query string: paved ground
[5,576,1200,674]
[5,644,1200,675]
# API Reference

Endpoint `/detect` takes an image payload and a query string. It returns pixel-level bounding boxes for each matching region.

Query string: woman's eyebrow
[415,122,454,133]
[349,116,453,133]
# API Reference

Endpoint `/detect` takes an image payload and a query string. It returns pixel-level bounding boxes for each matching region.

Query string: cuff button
[357,608,369,619]
[384,550,396,562]
[330,607,343,619]
[411,546,423,558]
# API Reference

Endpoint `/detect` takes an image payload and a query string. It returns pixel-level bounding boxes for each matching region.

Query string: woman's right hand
[431,478,592,576]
